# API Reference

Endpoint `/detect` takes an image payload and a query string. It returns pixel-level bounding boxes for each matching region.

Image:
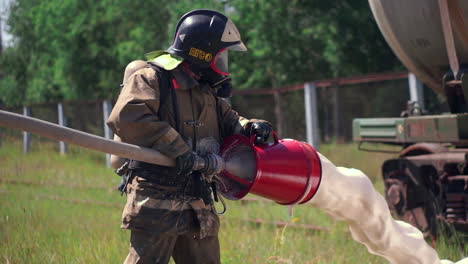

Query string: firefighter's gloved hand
[176,151,197,176]
[197,153,223,179]
[248,122,273,145]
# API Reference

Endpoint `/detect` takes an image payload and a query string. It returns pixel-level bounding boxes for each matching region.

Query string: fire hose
[0,110,175,167]
[0,110,222,172]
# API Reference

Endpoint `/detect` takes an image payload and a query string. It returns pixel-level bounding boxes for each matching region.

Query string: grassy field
[0,136,466,263]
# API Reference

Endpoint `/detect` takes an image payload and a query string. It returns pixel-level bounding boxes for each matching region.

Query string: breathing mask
[199,49,233,98]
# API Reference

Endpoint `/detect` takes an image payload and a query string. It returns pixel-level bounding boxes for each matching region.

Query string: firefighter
[107,9,272,264]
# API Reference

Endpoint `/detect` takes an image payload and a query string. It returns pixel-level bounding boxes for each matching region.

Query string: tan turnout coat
[107,63,257,238]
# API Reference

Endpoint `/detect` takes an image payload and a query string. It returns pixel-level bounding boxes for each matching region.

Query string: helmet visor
[211,48,229,75]
[221,19,247,51]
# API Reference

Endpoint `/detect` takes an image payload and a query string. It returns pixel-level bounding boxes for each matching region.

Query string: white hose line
[309,153,449,264]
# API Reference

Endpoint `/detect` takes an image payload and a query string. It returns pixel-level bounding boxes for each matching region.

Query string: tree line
[0,0,403,107]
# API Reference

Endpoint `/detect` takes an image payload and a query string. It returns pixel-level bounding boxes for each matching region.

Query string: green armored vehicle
[353,0,468,239]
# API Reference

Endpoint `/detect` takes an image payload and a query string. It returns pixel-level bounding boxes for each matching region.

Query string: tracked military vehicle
[353,0,468,239]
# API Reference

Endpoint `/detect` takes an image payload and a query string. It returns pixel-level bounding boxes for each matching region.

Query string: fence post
[57,102,68,154]
[23,106,31,153]
[304,82,320,150]
[273,90,285,137]
[408,72,425,111]
[331,85,342,142]
[102,100,113,168]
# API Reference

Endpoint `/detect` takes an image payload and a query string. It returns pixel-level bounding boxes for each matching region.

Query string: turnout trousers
[124,229,220,264]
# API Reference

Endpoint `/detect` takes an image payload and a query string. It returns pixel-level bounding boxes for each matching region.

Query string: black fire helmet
[167,9,247,73]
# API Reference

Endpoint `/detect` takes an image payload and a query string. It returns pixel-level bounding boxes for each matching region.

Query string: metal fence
[231,71,447,145]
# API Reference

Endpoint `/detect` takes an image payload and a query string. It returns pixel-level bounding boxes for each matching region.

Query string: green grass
[0,137,466,263]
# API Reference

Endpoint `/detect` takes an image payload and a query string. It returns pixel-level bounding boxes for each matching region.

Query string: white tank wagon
[369,0,468,94]
[354,0,468,242]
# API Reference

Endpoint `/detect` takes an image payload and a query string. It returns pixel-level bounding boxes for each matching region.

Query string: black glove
[198,153,223,178]
[175,151,197,176]
[246,122,273,145]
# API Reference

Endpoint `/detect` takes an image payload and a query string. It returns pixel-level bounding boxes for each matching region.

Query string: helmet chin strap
[216,81,233,98]
[210,75,231,88]
[199,67,231,87]
[183,61,233,98]
[203,72,233,98]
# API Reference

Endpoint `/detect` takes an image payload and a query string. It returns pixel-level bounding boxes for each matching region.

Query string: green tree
[0,0,171,105]
[0,0,401,107]
[228,0,401,89]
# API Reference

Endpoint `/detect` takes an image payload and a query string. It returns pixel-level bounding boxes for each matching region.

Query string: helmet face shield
[211,48,229,75]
